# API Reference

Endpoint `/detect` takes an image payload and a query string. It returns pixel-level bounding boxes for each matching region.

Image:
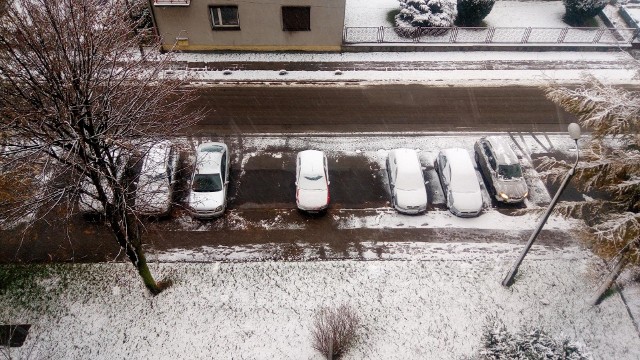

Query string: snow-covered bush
[456,0,495,26]
[311,304,360,359]
[562,0,607,25]
[475,318,587,360]
[395,0,457,28]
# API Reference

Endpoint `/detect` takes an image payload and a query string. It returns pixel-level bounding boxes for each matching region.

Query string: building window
[282,6,310,31]
[210,6,240,29]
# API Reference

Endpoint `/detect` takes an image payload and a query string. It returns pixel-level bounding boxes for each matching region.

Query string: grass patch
[0,264,80,315]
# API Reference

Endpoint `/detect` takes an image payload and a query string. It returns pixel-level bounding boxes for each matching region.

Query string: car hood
[494,178,528,198]
[190,190,224,211]
[451,190,483,212]
[395,188,428,208]
[297,188,328,209]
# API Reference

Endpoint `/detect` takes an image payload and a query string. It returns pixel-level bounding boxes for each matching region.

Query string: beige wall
[152,0,346,51]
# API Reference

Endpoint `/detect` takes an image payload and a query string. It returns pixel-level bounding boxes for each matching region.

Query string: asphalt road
[1,85,583,263]
[186,85,576,135]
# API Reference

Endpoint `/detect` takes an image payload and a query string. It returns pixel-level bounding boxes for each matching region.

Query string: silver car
[474,136,528,204]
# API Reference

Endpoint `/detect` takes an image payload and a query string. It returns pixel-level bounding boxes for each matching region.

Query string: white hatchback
[295,150,330,212]
[386,148,428,214]
[435,148,483,217]
[188,142,229,219]
[134,140,179,217]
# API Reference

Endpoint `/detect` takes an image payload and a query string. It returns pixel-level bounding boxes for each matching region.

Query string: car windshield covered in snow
[192,173,222,192]
[300,172,325,190]
[200,144,225,153]
[498,164,523,179]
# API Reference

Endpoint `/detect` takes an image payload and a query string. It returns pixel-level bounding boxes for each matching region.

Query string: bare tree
[311,304,360,359]
[0,0,201,294]
[543,79,640,305]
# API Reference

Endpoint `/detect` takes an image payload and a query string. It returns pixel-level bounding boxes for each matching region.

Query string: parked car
[435,148,483,217]
[295,150,330,212]
[188,142,229,219]
[386,148,428,214]
[134,140,179,216]
[474,136,528,203]
[78,149,127,214]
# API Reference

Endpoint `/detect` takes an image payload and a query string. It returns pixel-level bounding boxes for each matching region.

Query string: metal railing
[343,26,638,45]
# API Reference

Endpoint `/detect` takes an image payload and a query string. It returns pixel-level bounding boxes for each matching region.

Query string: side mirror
[224,181,229,185]
[295,181,298,186]
[327,181,330,185]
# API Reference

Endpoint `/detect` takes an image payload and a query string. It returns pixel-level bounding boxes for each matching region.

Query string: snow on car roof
[197,142,225,174]
[442,148,479,192]
[485,136,519,165]
[390,148,421,169]
[141,141,171,174]
[299,150,324,175]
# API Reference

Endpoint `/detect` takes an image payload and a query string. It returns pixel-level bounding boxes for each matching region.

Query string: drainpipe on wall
[146,0,164,53]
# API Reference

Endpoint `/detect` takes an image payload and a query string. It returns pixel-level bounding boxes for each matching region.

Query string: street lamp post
[502,123,581,287]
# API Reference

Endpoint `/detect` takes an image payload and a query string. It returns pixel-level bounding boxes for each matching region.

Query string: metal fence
[343,26,638,45]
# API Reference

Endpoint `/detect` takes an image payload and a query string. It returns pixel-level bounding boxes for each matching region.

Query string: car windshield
[192,174,222,192]
[498,164,523,180]
[299,173,325,190]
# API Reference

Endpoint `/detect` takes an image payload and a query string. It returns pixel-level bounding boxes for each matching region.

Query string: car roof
[442,148,474,175]
[197,142,226,174]
[298,150,325,175]
[141,140,171,174]
[484,136,519,166]
[389,148,420,168]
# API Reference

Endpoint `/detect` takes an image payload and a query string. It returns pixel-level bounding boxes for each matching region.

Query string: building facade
[150,0,346,52]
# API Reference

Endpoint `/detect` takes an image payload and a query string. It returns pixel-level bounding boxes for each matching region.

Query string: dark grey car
[474,136,528,204]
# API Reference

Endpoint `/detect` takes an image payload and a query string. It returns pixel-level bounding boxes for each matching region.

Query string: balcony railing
[343,26,638,45]
[153,0,190,6]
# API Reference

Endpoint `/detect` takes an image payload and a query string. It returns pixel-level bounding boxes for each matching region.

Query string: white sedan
[188,142,229,219]
[295,150,330,212]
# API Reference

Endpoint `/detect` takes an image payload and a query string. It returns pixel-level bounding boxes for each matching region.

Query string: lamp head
[568,123,581,141]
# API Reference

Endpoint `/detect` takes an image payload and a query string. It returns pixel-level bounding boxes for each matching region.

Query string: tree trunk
[590,255,629,306]
[107,202,164,295]
[589,238,639,306]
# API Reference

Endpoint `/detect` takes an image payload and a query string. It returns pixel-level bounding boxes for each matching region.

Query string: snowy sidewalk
[168,51,640,86]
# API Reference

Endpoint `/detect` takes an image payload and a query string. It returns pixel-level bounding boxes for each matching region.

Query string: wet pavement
[185,85,577,135]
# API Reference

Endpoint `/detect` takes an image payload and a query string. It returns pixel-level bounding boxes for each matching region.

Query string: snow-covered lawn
[344,0,601,28]
[2,249,639,359]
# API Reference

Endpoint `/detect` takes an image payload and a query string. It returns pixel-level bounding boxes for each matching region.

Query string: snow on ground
[335,208,580,230]
[344,0,597,28]
[2,252,639,359]
[153,241,587,262]
[484,1,579,28]
[345,0,398,27]
[172,50,633,63]
[181,68,638,86]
